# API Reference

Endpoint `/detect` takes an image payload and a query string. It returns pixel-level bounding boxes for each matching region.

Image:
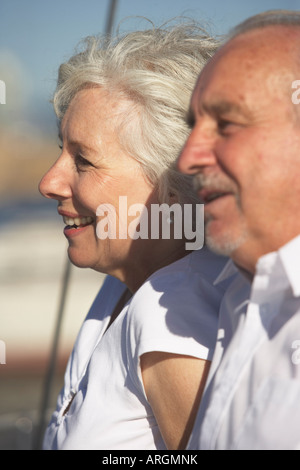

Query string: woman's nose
[39,155,72,201]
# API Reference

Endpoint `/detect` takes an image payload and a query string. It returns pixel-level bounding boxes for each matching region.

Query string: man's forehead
[208,24,300,74]
[191,40,246,98]
[190,46,244,112]
[195,33,263,83]
[191,27,297,112]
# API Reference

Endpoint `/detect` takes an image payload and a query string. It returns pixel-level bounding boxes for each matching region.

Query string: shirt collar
[278,234,300,297]
[213,259,239,285]
[213,234,300,296]
[254,234,300,298]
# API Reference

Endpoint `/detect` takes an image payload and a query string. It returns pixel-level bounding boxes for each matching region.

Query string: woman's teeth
[63,216,93,227]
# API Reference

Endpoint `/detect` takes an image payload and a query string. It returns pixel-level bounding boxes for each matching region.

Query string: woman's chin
[67,249,93,270]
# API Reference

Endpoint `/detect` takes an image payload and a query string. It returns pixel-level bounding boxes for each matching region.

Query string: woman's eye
[75,154,93,171]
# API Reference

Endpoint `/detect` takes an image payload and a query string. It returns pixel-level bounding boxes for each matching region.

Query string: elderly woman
[39,22,227,450]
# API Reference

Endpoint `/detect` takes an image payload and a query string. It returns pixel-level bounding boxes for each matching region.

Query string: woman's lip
[63,224,92,238]
[58,208,91,219]
[57,208,95,238]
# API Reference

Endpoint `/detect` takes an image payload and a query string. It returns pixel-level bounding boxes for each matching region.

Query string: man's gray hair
[229,9,300,38]
[53,21,219,204]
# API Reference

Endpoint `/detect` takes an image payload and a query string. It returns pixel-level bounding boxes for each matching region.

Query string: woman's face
[39,87,157,278]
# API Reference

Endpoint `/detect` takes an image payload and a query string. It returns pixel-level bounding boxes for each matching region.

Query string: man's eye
[218,119,237,134]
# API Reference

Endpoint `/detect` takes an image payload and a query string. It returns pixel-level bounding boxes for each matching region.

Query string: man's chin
[205,225,247,258]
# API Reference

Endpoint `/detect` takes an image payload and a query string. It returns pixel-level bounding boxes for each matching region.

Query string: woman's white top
[43,248,231,450]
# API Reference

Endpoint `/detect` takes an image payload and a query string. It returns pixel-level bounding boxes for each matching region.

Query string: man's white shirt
[188,235,300,450]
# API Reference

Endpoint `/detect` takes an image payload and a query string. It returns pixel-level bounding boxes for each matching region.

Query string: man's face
[178,27,300,272]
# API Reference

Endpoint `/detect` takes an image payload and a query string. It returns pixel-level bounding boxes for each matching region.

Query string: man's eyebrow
[202,100,252,119]
[186,100,253,127]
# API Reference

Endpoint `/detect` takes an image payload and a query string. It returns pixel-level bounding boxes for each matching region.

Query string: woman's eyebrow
[57,133,97,155]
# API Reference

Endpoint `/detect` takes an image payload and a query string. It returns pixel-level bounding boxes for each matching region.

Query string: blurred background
[0,0,299,450]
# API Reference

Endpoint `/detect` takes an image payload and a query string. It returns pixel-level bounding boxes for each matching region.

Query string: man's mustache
[192,173,235,194]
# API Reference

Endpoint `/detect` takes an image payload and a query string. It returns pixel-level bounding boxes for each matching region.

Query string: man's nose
[177,125,217,175]
[39,155,72,201]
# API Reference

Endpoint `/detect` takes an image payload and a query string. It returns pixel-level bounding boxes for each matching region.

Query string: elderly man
[178,10,300,450]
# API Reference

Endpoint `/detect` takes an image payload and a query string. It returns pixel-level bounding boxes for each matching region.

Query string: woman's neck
[119,239,189,293]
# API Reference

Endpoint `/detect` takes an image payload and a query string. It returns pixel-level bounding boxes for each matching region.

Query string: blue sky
[0,0,299,133]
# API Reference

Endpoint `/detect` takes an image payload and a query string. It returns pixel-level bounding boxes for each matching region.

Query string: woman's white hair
[53,20,220,204]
